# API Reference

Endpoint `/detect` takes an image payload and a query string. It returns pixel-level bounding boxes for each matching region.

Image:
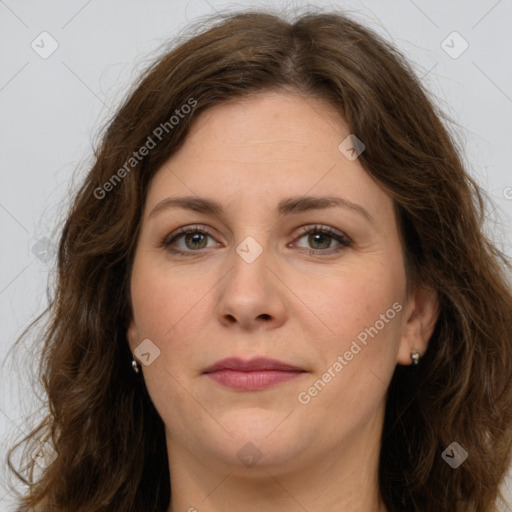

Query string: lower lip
[205,369,304,391]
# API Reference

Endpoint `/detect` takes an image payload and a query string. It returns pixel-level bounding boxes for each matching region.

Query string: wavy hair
[7,7,512,512]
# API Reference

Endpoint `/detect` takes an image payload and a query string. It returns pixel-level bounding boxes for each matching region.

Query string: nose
[215,243,287,332]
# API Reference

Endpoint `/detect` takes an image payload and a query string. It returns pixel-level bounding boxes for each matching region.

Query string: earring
[411,351,421,366]
[132,359,140,373]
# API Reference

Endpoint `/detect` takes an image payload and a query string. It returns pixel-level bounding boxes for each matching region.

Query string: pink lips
[202,357,305,391]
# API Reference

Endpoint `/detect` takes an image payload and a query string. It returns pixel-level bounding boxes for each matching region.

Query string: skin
[127,91,439,512]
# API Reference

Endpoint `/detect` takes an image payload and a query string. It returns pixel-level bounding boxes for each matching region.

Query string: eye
[161,225,218,254]
[292,225,351,255]
[160,224,351,257]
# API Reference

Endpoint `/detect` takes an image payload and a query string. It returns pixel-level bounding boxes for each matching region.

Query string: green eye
[162,224,351,257]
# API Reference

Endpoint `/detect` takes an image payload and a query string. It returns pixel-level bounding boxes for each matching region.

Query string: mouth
[202,357,306,391]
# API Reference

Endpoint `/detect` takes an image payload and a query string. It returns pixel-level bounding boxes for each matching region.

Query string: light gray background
[1,0,511,509]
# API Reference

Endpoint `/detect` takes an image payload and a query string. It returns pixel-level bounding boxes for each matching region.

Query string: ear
[397,284,439,365]
[126,318,139,354]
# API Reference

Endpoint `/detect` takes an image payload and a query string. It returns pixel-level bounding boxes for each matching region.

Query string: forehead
[180,91,344,161]
[144,91,393,226]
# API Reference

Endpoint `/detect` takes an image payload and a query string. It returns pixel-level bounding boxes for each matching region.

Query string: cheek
[129,252,219,395]
[309,261,404,356]
[130,253,202,340]
[301,267,403,415]
[129,255,210,428]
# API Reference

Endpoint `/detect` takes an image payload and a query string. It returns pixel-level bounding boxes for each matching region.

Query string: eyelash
[160,224,352,258]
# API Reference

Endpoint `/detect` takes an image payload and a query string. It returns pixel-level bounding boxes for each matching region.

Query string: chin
[195,410,309,470]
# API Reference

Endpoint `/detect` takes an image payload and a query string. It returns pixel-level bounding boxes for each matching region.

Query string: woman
[8,8,512,512]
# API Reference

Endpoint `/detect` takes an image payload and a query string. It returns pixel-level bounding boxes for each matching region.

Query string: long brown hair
[7,7,512,512]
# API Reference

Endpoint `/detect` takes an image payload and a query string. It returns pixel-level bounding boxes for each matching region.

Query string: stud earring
[411,351,421,366]
[132,359,140,373]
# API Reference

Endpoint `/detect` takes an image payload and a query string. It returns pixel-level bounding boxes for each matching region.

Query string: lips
[203,357,304,373]
[203,357,306,391]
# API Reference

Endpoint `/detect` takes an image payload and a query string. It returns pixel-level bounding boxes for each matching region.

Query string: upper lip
[203,357,304,373]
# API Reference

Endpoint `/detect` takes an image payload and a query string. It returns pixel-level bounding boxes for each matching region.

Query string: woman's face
[127,91,426,476]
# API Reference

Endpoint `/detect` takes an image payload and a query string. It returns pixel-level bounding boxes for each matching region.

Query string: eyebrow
[149,195,374,224]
